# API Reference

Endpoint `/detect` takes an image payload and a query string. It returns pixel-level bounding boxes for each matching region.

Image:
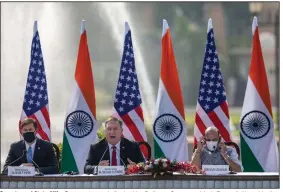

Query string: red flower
[126,158,203,175]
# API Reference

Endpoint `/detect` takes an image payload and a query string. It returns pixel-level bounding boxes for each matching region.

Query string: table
[1,172,279,189]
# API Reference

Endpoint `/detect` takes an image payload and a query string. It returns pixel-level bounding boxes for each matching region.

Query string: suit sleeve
[2,144,16,174]
[132,142,145,163]
[37,143,58,174]
[84,145,99,174]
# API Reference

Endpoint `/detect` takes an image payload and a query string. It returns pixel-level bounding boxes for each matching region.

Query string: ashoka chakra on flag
[153,113,183,142]
[240,110,270,140]
[65,110,94,138]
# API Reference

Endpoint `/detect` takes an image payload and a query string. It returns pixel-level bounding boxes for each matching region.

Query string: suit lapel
[20,140,27,163]
[103,139,110,161]
[120,138,126,166]
[33,139,40,162]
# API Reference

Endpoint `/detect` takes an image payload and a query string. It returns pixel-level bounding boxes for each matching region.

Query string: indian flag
[61,20,98,174]
[240,17,279,172]
[153,19,188,161]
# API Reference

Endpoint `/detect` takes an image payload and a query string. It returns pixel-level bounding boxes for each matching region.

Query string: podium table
[1,172,279,189]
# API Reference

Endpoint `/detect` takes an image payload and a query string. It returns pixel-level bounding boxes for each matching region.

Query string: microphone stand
[202,146,217,165]
[94,146,109,175]
[2,150,27,175]
[26,152,44,176]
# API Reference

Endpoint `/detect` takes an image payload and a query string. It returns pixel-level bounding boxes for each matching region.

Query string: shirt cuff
[93,166,98,174]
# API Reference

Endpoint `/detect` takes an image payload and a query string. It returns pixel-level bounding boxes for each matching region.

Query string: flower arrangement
[125,162,145,175]
[126,158,203,178]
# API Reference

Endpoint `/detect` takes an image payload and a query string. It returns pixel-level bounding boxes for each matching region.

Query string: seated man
[84,116,145,174]
[2,118,58,174]
[191,126,242,172]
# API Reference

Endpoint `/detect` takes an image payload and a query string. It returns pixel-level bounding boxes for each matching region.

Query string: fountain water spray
[98,2,156,123]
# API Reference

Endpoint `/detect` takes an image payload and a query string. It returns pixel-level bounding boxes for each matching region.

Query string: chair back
[138,141,151,161]
[225,141,240,159]
[51,143,60,167]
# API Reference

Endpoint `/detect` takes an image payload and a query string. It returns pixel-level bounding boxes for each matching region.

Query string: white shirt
[108,141,121,166]
[226,146,244,171]
[25,139,37,160]
[93,141,122,174]
[198,145,244,171]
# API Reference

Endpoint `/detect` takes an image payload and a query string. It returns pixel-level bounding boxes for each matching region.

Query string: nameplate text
[202,165,229,175]
[97,166,125,176]
[8,166,35,176]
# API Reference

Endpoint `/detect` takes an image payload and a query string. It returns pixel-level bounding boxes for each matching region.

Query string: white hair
[205,126,219,136]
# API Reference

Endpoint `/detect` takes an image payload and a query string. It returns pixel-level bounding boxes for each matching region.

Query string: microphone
[98,146,109,165]
[94,146,109,175]
[2,150,27,174]
[26,152,44,176]
[118,153,126,167]
[61,171,79,175]
[119,146,126,167]
[202,147,212,155]
[202,148,217,165]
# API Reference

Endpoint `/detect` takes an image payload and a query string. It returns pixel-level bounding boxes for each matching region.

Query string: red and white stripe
[112,106,147,142]
[194,101,231,145]
[19,105,51,141]
[112,106,148,156]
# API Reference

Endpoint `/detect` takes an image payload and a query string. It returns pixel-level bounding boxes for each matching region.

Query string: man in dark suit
[2,118,58,175]
[84,116,145,174]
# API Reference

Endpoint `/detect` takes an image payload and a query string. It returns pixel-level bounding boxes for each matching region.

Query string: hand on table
[98,160,109,166]
[127,158,136,165]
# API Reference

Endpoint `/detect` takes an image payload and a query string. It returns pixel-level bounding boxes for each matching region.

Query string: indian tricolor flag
[240,17,279,172]
[153,19,188,161]
[61,20,98,174]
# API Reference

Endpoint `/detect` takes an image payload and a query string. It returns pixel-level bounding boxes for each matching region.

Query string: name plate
[202,165,229,175]
[8,166,35,176]
[97,166,125,176]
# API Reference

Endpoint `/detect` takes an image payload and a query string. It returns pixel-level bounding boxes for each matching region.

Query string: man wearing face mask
[191,126,243,172]
[2,118,58,174]
[84,116,145,174]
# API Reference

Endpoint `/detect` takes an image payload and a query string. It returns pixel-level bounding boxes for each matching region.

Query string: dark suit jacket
[84,138,145,174]
[2,138,58,174]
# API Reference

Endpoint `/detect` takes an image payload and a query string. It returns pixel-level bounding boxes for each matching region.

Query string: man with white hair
[191,126,242,172]
[84,116,145,174]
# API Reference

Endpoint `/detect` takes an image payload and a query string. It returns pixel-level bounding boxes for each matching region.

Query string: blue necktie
[27,146,33,163]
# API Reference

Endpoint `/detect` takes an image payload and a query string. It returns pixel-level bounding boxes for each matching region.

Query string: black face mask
[23,132,36,143]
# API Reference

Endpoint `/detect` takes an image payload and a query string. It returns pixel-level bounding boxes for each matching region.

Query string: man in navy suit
[2,118,58,174]
[84,116,145,174]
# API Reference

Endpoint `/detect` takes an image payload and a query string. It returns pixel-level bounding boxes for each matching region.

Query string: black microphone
[94,146,109,175]
[118,152,126,167]
[141,153,146,164]
[120,158,126,167]
[26,152,44,176]
[202,148,217,165]
[98,146,109,165]
[61,171,79,175]
[203,147,212,155]
[2,150,27,174]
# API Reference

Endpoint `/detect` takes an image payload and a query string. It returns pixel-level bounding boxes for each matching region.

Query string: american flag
[20,23,51,141]
[194,26,231,145]
[113,24,147,155]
